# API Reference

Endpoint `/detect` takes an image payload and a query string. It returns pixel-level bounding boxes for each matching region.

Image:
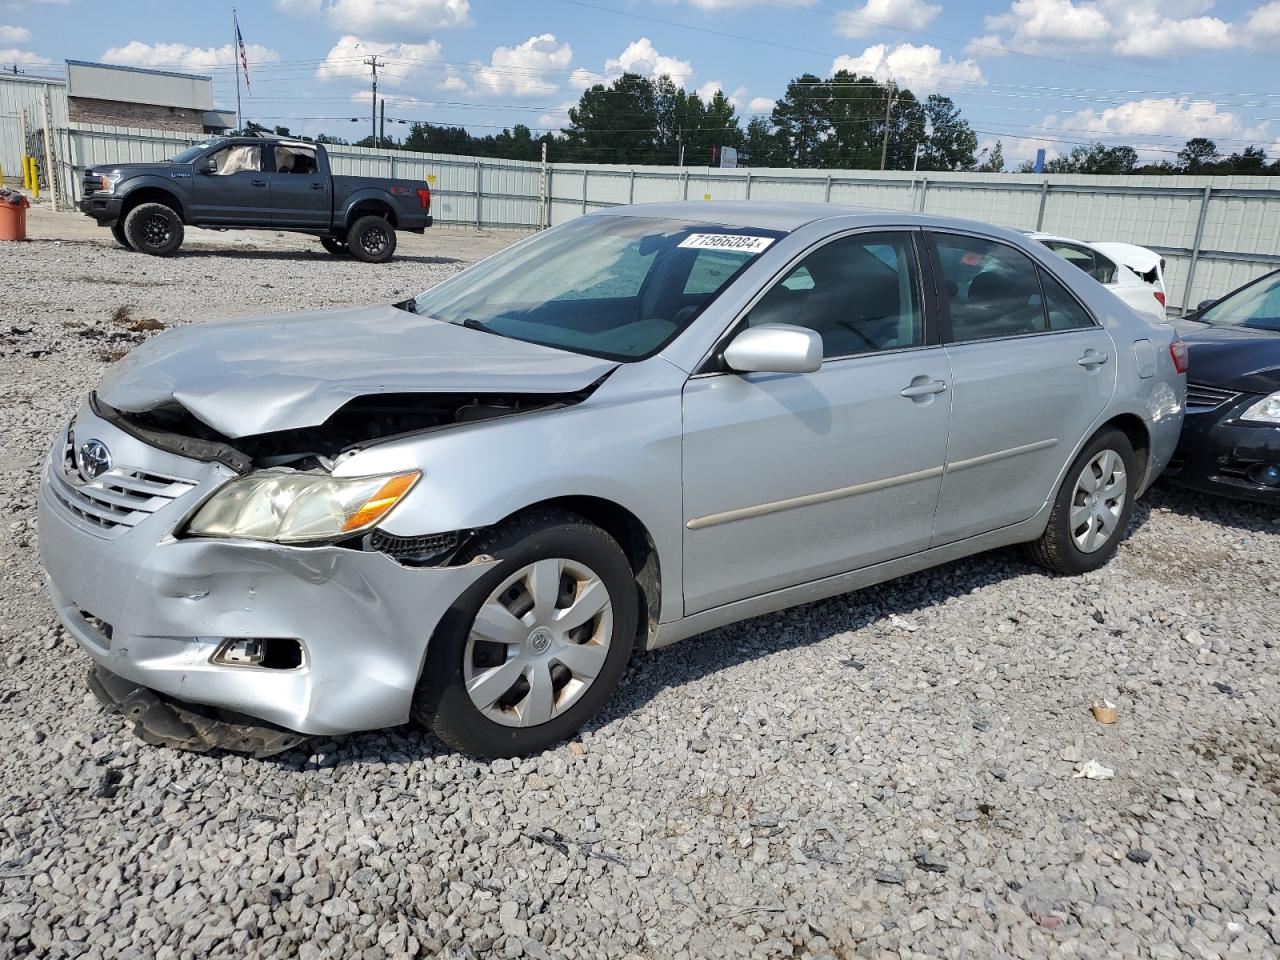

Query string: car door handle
[310,182,324,190]
[900,378,948,399]
[251,179,267,188]
[1078,350,1109,368]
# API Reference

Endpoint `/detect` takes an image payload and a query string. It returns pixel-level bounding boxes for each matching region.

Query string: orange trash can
[0,191,31,241]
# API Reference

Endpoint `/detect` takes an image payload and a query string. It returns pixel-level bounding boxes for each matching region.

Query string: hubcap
[1071,448,1127,553]
[141,214,171,246]
[462,558,613,728]
[360,226,387,255]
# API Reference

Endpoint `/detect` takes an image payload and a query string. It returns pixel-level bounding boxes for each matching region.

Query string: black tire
[414,509,638,758]
[110,220,132,250]
[1024,427,1137,575]
[347,215,396,263]
[319,236,350,257]
[123,202,184,256]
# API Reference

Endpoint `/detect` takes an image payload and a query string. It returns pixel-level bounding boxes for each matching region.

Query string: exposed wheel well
[120,188,184,222]
[1100,413,1151,487]
[348,201,396,229]
[496,496,661,649]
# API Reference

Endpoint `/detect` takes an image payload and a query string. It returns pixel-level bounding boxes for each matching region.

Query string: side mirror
[1196,298,1217,312]
[723,324,823,374]
[198,158,217,174]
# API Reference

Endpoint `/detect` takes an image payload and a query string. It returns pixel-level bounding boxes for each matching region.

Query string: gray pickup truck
[78,135,433,262]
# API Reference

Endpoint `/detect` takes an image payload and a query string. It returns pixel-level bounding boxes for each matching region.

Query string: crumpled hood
[1172,319,1280,394]
[98,304,618,438]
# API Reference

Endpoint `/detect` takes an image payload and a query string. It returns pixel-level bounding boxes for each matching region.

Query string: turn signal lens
[1169,338,1188,375]
[342,472,420,532]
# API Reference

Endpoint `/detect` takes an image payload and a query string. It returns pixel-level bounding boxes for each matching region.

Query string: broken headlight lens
[185,470,420,544]
[1242,391,1280,425]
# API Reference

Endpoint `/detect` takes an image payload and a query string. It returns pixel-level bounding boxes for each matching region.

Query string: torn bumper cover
[88,665,308,758]
[38,405,497,742]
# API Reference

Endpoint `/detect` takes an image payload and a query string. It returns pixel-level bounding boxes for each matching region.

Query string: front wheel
[414,510,638,757]
[1025,427,1137,575]
[123,202,184,256]
[110,220,132,250]
[347,215,397,263]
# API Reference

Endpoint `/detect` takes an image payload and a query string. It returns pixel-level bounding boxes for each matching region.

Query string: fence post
[474,158,482,228]
[824,175,832,203]
[628,168,635,204]
[744,170,751,199]
[544,165,553,228]
[581,169,588,215]
[1036,180,1049,231]
[918,178,929,212]
[682,169,689,200]
[539,141,548,229]
[389,155,397,179]
[1182,185,1213,316]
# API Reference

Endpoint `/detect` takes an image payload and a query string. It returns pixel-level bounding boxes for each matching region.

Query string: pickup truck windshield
[411,216,783,361]
[170,142,223,163]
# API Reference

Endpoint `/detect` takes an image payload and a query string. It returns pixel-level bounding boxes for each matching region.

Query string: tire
[319,236,350,257]
[123,202,184,256]
[414,509,638,758]
[1024,427,1137,575]
[110,220,132,251]
[347,215,396,263]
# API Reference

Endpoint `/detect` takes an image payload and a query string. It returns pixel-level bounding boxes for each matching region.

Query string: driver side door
[680,230,953,614]
[192,143,268,225]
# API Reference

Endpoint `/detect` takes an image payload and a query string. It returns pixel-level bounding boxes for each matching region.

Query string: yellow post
[21,156,30,190]
[30,158,38,200]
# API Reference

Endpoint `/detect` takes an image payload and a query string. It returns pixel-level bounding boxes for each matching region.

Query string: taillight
[1154,290,1166,306]
[417,187,431,209]
[1169,338,1188,374]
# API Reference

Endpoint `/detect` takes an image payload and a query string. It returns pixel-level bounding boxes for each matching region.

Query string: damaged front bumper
[38,404,495,741]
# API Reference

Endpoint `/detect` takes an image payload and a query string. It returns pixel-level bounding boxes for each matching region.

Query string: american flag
[235,14,251,92]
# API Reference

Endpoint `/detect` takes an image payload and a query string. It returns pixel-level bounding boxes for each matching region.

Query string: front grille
[81,171,103,195]
[48,434,197,539]
[1185,382,1239,410]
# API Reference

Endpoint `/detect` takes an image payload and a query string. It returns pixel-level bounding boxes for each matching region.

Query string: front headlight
[98,173,121,193]
[1242,391,1280,425]
[185,470,420,544]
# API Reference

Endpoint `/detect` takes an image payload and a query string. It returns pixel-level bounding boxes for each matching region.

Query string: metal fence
[37,121,1280,313]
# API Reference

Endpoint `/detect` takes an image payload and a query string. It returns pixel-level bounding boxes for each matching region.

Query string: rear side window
[274,145,318,175]
[934,234,1046,343]
[1044,241,1116,285]
[1040,268,1096,330]
[746,231,924,358]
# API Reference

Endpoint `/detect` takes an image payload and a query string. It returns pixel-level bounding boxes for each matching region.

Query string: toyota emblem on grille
[76,439,112,482]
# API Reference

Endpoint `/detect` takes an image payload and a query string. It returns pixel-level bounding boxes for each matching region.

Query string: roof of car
[597,200,900,232]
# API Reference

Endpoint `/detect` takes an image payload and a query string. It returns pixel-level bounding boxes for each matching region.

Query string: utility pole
[233,8,242,132]
[379,98,385,148]
[363,56,384,148]
[879,80,897,171]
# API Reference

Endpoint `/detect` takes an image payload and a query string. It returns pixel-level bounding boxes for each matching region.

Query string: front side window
[411,216,781,360]
[745,232,924,359]
[1200,274,1280,332]
[274,145,318,175]
[935,234,1047,343]
[208,144,262,176]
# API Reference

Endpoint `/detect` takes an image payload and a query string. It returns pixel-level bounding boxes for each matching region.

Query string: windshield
[170,141,222,163]
[411,215,784,360]
[1200,273,1280,332]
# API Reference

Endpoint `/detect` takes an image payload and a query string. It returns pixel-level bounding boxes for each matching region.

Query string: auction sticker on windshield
[678,234,776,254]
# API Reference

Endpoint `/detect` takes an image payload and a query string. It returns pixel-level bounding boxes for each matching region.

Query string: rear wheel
[414,510,638,757]
[123,202,184,256]
[319,236,350,257]
[347,215,396,263]
[110,220,132,250]
[1025,427,1137,575]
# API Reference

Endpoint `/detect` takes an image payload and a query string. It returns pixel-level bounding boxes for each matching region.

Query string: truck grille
[1185,383,1238,410]
[81,170,103,195]
[47,434,197,539]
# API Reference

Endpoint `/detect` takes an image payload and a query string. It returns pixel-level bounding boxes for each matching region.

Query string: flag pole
[233,8,243,132]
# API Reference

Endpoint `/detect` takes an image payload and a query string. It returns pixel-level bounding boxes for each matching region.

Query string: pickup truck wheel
[348,215,396,263]
[319,236,351,257]
[110,221,133,251]
[414,509,638,758]
[124,203,184,256]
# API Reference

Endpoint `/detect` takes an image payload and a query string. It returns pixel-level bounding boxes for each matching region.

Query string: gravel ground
[1,209,1279,960]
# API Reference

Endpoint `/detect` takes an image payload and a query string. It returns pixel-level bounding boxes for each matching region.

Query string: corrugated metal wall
[0,73,69,186]
[34,120,1280,312]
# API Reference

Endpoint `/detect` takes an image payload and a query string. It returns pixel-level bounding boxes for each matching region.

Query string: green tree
[1177,137,1221,173]
[1045,142,1138,174]
[1227,145,1267,172]
[975,140,1004,173]
[817,70,883,169]
[771,74,828,168]
[562,73,659,163]
[743,116,782,166]
[917,95,978,171]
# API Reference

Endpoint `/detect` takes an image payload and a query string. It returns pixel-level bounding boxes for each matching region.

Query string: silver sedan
[38,202,1187,757]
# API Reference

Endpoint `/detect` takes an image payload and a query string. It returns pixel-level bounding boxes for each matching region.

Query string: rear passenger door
[927,231,1116,545]
[268,144,331,229]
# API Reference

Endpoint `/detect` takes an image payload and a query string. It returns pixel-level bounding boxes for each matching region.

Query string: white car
[1029,233,1167,320]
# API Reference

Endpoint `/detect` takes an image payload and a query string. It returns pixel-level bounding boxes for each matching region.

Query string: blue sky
[4,0,1280,164]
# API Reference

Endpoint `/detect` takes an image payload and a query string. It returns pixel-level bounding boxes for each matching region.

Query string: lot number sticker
[678,234,775,254]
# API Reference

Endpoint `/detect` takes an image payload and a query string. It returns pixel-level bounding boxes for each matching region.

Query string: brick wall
[68,97,207,133]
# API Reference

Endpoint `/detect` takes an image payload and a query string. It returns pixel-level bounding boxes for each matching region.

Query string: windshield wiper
[462,317,500,336]
[393,297,419,313]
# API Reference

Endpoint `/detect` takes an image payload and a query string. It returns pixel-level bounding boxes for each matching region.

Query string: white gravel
[1,214,1279,960]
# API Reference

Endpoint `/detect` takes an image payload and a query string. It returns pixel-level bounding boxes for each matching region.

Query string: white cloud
[0,46,49,67]
[315,35,443,86]
[537,99,577,129]
[975,0,1244,58]
[832,42,984,92]
[748,96,775,113]
[275,0,470,39]
[1048,97,1266,143]
[605,37,694,82]
[471,33,572,97]
[568,66,611,90]
[696,81,746,107]
[1246,1,1280,44]
[835,0,942,38]
[0,24,31,43]
[674,0,815,7]
[101,40,280,72]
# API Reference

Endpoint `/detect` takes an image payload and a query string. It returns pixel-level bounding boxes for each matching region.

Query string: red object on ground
[0,192,31,241]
